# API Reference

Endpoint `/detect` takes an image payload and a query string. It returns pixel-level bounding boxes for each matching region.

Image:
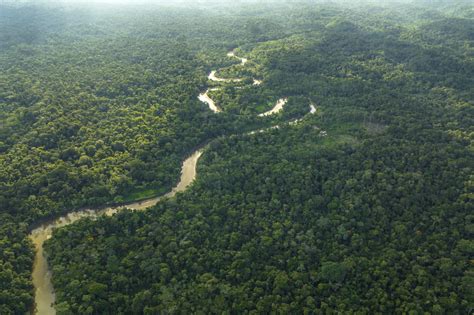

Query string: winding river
[29,49,314,314]
[200,52,282,115]
[198,88,221,113]
[30,150,203,315]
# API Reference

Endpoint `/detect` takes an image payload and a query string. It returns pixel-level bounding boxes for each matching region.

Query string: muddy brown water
[29,150,203,315]
[30,49,311,314]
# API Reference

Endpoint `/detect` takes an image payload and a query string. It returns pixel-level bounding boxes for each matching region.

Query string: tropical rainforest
[0,0,473,314]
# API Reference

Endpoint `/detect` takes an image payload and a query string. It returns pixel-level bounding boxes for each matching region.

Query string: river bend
[30,150,202,314]
[30,49,314,314]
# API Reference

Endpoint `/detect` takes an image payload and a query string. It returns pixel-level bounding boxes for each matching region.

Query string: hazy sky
[2,0,451,7]
[41,0,186,4]
[2,0,194,5]
[4,0,422,4]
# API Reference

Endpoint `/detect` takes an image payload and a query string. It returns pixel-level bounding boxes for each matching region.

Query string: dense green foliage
[0,214,34,314]
[1,3,297,312]
[46,121,473,313]
[44,2,473,314]
[1,0,473,313]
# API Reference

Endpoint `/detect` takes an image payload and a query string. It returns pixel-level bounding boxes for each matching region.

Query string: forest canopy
[0,0,472,313]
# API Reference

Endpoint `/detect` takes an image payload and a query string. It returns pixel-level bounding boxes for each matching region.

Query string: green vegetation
[0,0,473,313]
